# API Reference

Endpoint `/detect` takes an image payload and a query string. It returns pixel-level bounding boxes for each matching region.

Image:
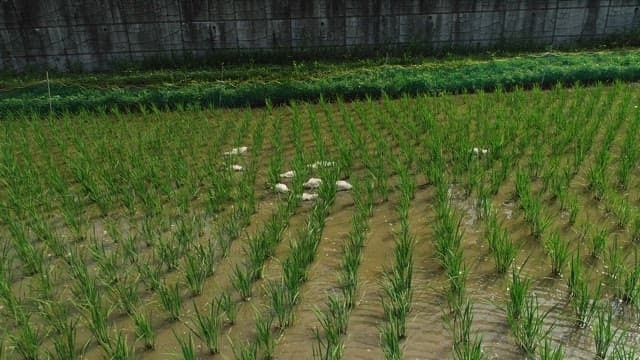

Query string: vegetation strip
[3,50,640,116]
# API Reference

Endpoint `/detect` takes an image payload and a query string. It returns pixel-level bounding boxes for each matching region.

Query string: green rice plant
[108,329,135,360]
[379,322,401,360]
[523,198,552,239]
[568,251,583,298]
[183,250,209,296]
[544,232,568,277]
[231,264,253,301]
[266,280,298,330]
[9,317,40,360]
[107,274,140,316]
[592,308,619,360]
[155,237,181,272]
[452,300,484,360]
[381,272,413,339]
[255,311,275,359]
[613,341,638,360]
[136,261,161,292]
[509,295,552,357]
[612,197,631,230]
[231,338,258,360]
[313,294,349,360]
[131,308,155,350]
[485,215,516,274]
[632,214,640,242]
[567,197,579,226]
[591,228,608,259]
[587,165,607,201]
[507,267,532,323]
[215,290,237,325]
[537,339,564,360]
[174,331,196,360]
[443,248,467,303]
[571,277,600,328]
[605,238,624,286]
[619,249,640,305]
[156,281,182,321]
[191,301,222,354]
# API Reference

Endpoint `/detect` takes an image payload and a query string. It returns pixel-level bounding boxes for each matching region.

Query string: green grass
[4,50,640,117]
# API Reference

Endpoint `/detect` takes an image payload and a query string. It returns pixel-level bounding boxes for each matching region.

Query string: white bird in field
[301,193,319,201]
[471,147,489,156]
[303,178,323,189]
[279,170,296,179]
[307,161,336,169]
[336,180,352,191]
[224,146,248,155]
[274,183,290,193]
[231,164,243,171]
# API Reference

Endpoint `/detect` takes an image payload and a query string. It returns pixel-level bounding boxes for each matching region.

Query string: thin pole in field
[46,71,52,113]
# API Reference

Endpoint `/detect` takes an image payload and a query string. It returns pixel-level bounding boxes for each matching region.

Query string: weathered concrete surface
[1,0,639,71]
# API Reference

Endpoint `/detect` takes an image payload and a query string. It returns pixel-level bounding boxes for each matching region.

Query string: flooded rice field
[1,82,640,359]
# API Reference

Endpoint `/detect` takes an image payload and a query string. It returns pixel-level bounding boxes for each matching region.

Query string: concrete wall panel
[0,0,638,70]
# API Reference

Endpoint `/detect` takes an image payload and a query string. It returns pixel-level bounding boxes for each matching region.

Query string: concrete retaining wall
[1,0,639,71]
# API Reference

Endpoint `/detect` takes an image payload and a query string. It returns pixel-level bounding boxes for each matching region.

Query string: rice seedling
[509,295,552,357]
[592,307,619,360]
[157,281,183,321]
[255,310,275,359]
[571,276,600,328]
[507,267,532,324]
[183,251,209,297]
[231,264,254,301]
[131,308,155,350]
[191,301,222,354]
[215,290,237,325]
[613,341,638,360]
[591,228,608,259]
[605,238,624,286]
[538,339,564,360]
[379,322,402,360]
[452,300,484,360]
[108,329,135,360]
[544,232,568,277]
[619,249,640,305]
[231,338,258,360]
[266,280,298,330]
[485,214,516,274]
[568,251,583,298]
[174,331,197,360]
[9,317,41,360]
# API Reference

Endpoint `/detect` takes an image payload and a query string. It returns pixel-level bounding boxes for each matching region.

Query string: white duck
[301,193,319,201]
[303,178,323,189]
[336,180,352,191]
[279,170,296,179]
[224,146,248,155]
[274,183,290,193]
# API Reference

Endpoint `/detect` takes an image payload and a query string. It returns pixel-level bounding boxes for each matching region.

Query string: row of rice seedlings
[567,252,601,328]
[240,176,337,359]
[313,177,374,360]
[587,89,629,201]
[616,105,640,190]
[484,211,517,274]
[506,268,557,357]
[514,169,552,239]
[322,98,354,179]
[451,299,484,360]
[379,181,415,359]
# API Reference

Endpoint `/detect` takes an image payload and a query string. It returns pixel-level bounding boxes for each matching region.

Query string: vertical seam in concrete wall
[603,0,611,35]
[233,0,239,51]
[551,0,559,46]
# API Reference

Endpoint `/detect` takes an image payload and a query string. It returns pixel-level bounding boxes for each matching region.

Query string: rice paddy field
[1,80,640,359]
